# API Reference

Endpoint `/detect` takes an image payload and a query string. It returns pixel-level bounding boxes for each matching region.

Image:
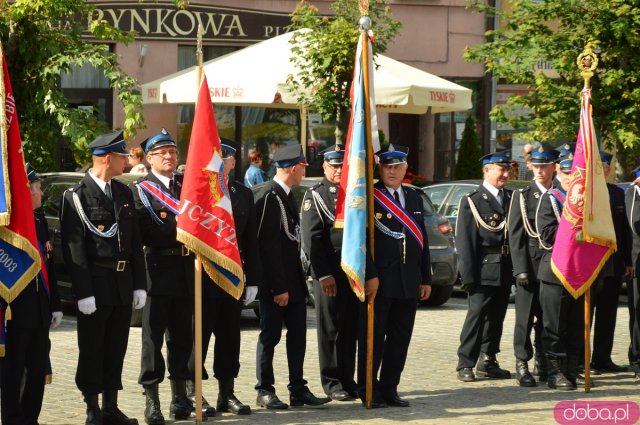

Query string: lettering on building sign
[429,91,456,103]
[86,3,292,42]
[147,88,158,99]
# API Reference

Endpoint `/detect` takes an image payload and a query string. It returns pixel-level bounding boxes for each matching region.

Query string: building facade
[70,0,488,181]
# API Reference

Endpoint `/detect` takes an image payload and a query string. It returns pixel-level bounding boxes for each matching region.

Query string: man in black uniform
[536,155,584,390]
[508,145,559,386]
[60,131,147,425]
[357,144,431,408]
[254,144,330,410]
[189,138,262,416]
[301,144,359,402]
[456,152,513,383]
[130,129,195,423]
[625,165,640,381]
[589,152,631,374]
[0,164,62,425]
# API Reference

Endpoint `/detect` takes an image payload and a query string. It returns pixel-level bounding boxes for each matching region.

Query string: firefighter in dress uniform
[508,144,559,386]
[456,152,513,383]
[624,165,640,381]
[357,144,431,408]
[254,144,330,410]
[130,129,196,424]
[188,138,262,417]
[0,164,62,425]
[60,131,147,425]
[301,144,359,401]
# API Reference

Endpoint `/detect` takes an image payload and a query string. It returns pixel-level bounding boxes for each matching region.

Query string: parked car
[423,179,530,302]
[38,172,261,326]
[250,178,458,307]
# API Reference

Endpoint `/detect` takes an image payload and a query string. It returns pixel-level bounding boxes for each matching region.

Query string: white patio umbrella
[141,30,472,114]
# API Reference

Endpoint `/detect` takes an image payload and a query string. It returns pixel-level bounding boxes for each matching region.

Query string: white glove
[77,296,97,315]
[133,289,147,310]
[50,311,63,328]
[243,286,258,306]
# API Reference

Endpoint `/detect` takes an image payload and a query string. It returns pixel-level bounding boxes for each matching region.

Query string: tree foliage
[1,0,145,170]
[454,116,483,180]
[288,0,401,142]
[465,0,640,166]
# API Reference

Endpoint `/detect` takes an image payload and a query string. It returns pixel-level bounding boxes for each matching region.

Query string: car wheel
[130,308,143,327]
[420,285,454,307]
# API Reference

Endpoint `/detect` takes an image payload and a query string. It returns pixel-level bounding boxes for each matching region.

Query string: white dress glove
[51,311,63,328]
[243,286,258,306]
[77,296,97,315]
[133,289,147,310]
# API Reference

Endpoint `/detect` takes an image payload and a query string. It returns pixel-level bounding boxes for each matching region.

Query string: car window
[42,182,73,217]
[424,185,451,213]
[445,185,475,218]
[418,191,435,216]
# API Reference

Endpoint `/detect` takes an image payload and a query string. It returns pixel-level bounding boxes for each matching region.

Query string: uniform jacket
[508,182,547,283]
[456,183,513,287]
[255,180,306,302]
[203,180,263,299]
[130,172,193,297]
[536,191,562,285]
[599,183,632,278]
[625,182,640,273]
[60,173,146,305]
[366,182,431,299]
[8,210,61,328]
[300,177,346,281]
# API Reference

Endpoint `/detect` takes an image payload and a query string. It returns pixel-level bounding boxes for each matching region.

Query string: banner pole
[194,24,204,424]
[584,288,591,393]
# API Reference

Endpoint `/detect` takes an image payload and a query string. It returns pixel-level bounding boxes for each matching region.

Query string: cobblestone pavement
[41,295,639,425]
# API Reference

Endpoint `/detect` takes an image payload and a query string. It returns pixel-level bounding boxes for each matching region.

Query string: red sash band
[138,180,180,215]
[373,188,424,249]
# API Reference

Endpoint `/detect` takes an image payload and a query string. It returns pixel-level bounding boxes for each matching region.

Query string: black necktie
[497,189,504,207]
[393,190,401,205]
[169,179,175,196]
[105,183,112,200]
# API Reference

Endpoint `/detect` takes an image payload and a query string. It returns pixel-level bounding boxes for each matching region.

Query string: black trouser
[357,296,417,399]
[1,326,49,425]
[314,278,359,395]
[139,294,193,385]
[457,285,511,370]
[76,304,132,395]
[189,294,242,381]
[590,277,622,364]
[628,278,640,370]
[539,281,584,357]
[513,280,544,361]
[255,298,307,395]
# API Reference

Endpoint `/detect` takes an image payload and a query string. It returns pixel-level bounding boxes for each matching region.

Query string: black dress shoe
[218,393,251,415]
[360,397,388,408]
[515,359,537,387]
[384,395,410,407]
[329,389,354,401]
[591,361,628,373]
[290,391,331,407]
[256,391,289,410]
[476,353,511,379]
[457,367,475,382]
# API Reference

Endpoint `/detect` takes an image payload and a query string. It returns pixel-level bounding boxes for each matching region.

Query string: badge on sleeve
[303,199,312,211]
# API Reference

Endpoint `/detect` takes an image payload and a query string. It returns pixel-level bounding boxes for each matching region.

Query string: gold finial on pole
[358,0,369,16]
[577,44,598,90]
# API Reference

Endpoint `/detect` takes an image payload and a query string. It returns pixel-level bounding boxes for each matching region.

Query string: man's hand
[273,292,289,307]
[243,286,258,306]
[419,284,431,301]
[515,273,529,288]
[51,311,63,328]
[625,266,633,278]
[365,277,380,304]
[133,290,147,310]
[77,296,97,315]
[460,282,475,294]
[320,276,337,297]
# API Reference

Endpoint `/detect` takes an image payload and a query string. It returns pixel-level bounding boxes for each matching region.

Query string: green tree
[454,116,483,180]
[288,0,401,143]
[465,0,640,163]
[1,0,145,170]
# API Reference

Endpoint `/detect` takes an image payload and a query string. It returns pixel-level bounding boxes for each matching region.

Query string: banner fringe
[341,261,365,302]
[551,248,613,300]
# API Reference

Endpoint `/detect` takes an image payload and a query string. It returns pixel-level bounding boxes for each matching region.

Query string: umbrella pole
[583,288,591,393]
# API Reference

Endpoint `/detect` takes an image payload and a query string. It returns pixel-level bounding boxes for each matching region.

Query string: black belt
[482,246,510,256]
[145,246,191,257]
[91,259,128,272]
